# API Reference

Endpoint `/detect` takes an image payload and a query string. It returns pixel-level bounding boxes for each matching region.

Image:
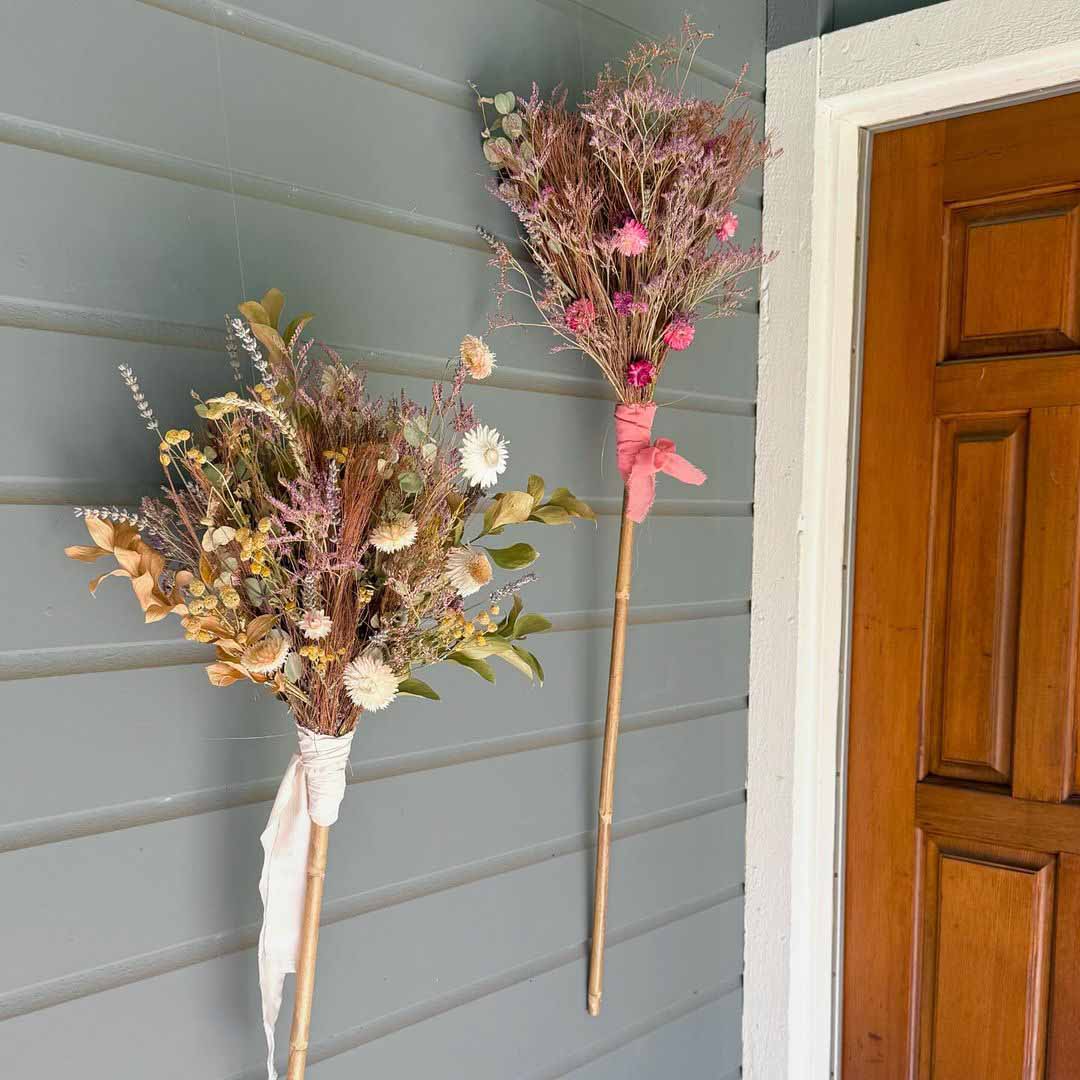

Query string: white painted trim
[746,3,1080,1078]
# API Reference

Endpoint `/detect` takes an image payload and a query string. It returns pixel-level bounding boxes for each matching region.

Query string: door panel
[844,91,1080,1079]
[925,416,1026,785]
[915,836,1054,1080]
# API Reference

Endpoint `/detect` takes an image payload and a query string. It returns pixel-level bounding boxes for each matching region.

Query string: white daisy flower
[370,512,418,554]
[460,425,508,489]
[445,546,494,597]
[343,650,400,712]
[299,609,333,641]
[241,630,291,675]
[459,335,496,380]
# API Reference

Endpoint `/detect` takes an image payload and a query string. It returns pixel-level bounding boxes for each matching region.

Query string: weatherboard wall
[0,1,763,1075]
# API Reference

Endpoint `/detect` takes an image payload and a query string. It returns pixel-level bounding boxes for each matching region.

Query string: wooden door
[844,92,1080,1079]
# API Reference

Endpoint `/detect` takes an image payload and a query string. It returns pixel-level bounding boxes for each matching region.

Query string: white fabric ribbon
[258,725,355,1080]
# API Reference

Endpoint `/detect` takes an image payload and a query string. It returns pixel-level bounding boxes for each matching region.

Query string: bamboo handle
[286,822,331,1080]
[588,495,636,1016]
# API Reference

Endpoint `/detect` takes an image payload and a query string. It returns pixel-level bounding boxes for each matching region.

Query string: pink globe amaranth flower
[612,219,650,257]
[613,291,648,317]
[626,358,656,388]
[565,297,596,333]
[662,315,696,351]
[716,210,739,242]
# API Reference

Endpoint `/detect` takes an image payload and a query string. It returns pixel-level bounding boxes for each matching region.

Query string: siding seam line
[0,695,747,853]
[0,293,759,413]
[0,599,751,681]
[0,108,761,229]
[247,891,744,1079]
[0,791,745,1022]
[527,982,742,1080]
[0,480,753,518]
[137,0,765,113]
[530,0,764,101]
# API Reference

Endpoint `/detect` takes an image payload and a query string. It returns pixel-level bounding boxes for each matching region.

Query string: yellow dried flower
[258,517,273,534]
[464,622,476,637]
[164,429,191,446]
[159,441,169,452]
[356,585,374,606]
[189,581,206,597]
[219,586,241,609]
[196,630,214,644]
[477,612,491,626]
[490,605,500,617]
[203,594,219,608]
[159,454,171,468]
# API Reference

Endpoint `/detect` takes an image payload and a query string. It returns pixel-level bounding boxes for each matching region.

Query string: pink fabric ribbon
[614,403,707,523]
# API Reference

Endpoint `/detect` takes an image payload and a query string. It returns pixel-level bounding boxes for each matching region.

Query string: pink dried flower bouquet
[470,21,775,1020]
[473,18,772,412]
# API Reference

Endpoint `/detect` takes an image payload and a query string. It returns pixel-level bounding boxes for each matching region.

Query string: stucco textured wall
[0,1,763,1075]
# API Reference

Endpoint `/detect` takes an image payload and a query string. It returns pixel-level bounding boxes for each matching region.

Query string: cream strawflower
[370,512,418,553]
[445,546,494,597]
[343,650,400,711]
[459,334,496,380]
[299,609,332,641]
[460,425,508,489]
[241,630,291,675]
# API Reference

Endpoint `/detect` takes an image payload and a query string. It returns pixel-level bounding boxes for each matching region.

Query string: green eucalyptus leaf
[502,111,524,138]
[283,652,304,684]
[496,594,523,636]
[403,418,426,447]
[282,312,314,347]
[448,652,496,683]
[493,91,516,115]
[529,505,572,526]
[495,644,536,680]
[398,471,423,495]
[512,645,544,685]
[260,288,285,331]
[519,138,536,161]
[484,542,539,570]
[194,403,209,418]
[514,613,552,639]
[483,491,534,534]
[421,441,438,462]
[244,576,267,606]
[398,677,440,701]
[547,488,596,521]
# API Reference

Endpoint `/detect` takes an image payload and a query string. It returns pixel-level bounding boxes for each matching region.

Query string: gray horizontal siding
[0,0,762,1075]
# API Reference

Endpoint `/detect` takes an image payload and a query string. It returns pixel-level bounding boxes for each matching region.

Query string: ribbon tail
[663,456,707,488]
[258,753,309,1080]
[624,457,659,524]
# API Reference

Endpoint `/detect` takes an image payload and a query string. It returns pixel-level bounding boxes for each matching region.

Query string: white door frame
[745,3,1080,1077]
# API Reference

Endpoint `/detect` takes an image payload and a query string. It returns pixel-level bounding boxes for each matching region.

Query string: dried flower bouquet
[470,20,773,1016]
[65,290,591,1079]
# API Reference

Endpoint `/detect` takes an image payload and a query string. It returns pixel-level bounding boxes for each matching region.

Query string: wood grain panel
[944,191,1080,360]
[924,416,1026,784]
[916,783,1080,857]
[1013,407,1080,802]
[944,92,1080,203]
[915,835,1054,1080]
[1047,854,1080,1076]
[843,121,946,1077]
[935,354,1080,415]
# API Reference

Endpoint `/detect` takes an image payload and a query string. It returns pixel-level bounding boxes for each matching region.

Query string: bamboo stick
[587,493,636,1017]
[286,822,331,1080]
